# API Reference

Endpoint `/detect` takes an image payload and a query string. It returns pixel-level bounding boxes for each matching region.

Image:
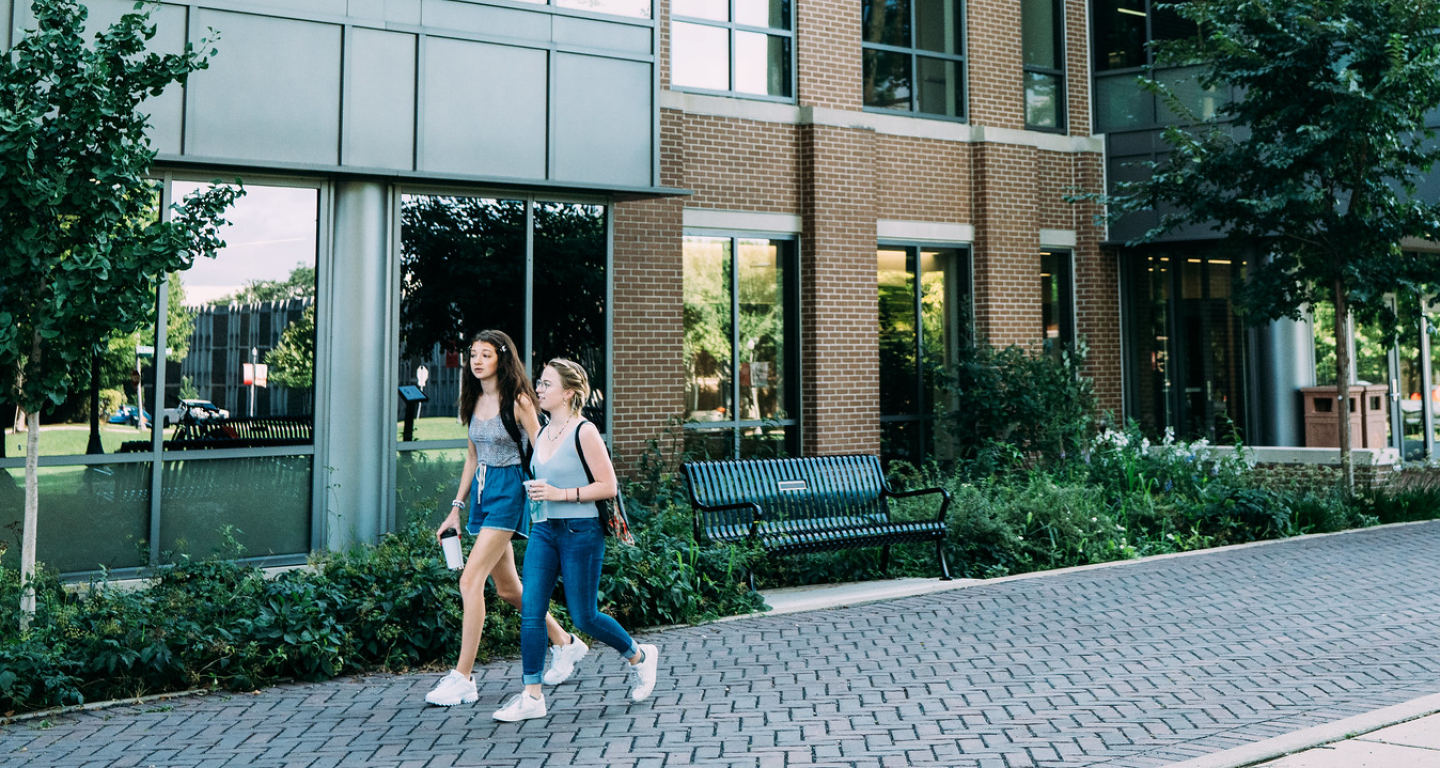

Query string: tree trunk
[86,351,103,454]
[1334,278,1354,491]
[20,410,38,624]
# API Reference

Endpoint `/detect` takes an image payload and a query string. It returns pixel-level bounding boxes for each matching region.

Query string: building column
[1257,316,1315,447]
[319,179,392,549]
[800,123,879,455]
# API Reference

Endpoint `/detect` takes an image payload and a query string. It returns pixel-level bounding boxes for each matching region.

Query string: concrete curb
[1159,691,1440,768]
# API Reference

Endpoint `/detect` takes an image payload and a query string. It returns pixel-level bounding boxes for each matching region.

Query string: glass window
[396,195,609,442]
[1023,0,1065,130]
[683,235,797,459]
[878,245,970,464]
[168,182,319,450]
[1092,0,1211,132]
[1041,250,1075,354]
[555,0,652,18]
[672,0,793,99]
[1122,250,1248,441]
[159,455,312,561]
[398,196,526,443]
[862,0,965,118]
[1,463,151,574]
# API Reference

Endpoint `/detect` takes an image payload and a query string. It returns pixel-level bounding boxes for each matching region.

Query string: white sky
[171,183,319,306]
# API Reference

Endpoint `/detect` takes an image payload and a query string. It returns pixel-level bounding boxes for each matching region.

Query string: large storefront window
[683,235,797,459]
[862,0,966,118]
[0,178,322,575]
[396,194,609,523]
[1122,249,1248,441]
[672,0,793,98]
[878,244,969,464]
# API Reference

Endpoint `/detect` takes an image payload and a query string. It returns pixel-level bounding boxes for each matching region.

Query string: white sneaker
[492,692,547,722]
[425,670,477,706]
[543,634,590,685]
[629,644,659,702]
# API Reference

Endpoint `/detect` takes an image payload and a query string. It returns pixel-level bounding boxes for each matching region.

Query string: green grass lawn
[4,424,154,457]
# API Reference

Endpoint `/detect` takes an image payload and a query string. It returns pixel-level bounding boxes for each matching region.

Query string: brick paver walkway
[6,522,1440,768]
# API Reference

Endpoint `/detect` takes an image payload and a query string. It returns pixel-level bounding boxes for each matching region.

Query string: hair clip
[500,345,507,353]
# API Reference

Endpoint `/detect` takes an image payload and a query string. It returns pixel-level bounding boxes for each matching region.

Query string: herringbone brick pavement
[6,521,1440,767]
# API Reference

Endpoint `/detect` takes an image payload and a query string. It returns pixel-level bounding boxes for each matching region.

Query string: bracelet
[451,500,465,509]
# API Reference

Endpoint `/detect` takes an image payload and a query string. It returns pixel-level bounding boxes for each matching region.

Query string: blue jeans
[521,517,638,685]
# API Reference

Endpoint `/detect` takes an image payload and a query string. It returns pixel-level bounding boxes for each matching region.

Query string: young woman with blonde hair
[491,358,659,721]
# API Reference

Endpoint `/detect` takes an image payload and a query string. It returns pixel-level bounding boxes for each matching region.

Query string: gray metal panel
[219,0,348,15]
[385,0,422,24]
[552,15,650,54]
[185,10,342,165]
[421,0,551,42]
[343,28,416,170]
[79,0,188,156]
[551,52,651,186]
[419,37,547,179]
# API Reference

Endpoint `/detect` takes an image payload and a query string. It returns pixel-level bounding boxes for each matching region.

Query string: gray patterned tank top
[469,412,526,467]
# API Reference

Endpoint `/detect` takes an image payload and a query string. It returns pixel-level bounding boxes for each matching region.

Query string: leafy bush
[940,341,1096,474]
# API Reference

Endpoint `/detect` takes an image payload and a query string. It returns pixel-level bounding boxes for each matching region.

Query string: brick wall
[967,0,1024,129]
[1072,153,1123,414]
[971,142,1042,348]
[796,0,862,110]
[874,134,971,222]
[610,110,687,467]
[681,114,801,214]
[800,124,881,455]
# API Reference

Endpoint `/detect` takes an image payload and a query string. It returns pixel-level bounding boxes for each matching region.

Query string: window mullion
[731,237,743,455]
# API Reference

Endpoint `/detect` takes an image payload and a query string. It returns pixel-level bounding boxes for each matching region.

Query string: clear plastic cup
[524,479,548,523]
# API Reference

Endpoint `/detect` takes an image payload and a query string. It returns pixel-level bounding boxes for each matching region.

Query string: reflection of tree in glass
[400,197,526,359]
[878,271,918,416]
[266,303,315,389]
[532,203,606,366]
[684,241,731,418]
[209,263,315,305]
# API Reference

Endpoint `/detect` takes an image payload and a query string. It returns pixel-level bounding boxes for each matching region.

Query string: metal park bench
[681,454,953,589]
[118,415,313,453]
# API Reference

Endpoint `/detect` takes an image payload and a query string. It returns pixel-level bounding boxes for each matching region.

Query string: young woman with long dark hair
[424,330,585,706]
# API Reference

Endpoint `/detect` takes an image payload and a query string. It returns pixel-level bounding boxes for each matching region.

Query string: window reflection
[533,202,608,429]
[861,0,964,117]
[398,196,526,442]
[878,245,968,464]
[683,235,795,456]
[555,0,652,18]
[169,182,319,450]
[672,0,793,98]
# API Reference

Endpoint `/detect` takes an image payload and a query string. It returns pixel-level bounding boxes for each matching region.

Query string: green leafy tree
[213,263,316,305]
[0,1,241,617]
[1082,0,1440,486]
[266,303,315,389]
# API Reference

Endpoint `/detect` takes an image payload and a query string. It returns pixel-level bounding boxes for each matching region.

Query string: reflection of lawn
[3,424,153,457]
[396,415,468,443]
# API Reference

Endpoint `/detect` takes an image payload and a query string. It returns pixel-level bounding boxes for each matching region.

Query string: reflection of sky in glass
[674,22,730,90]
[735,32,768,94]
[556,0,652,18]
[171,183,318,306]
[674,0,727,21]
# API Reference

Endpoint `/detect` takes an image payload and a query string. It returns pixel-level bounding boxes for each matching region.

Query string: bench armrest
[882,485,952,524]
[691,500,766,542]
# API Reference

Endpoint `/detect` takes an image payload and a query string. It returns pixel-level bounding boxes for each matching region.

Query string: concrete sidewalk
[6,521,1440,767]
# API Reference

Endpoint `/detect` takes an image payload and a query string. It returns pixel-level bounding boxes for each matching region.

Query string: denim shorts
[467,464,529,540]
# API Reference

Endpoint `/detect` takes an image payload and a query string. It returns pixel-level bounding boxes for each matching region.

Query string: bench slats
[682,454,952,584]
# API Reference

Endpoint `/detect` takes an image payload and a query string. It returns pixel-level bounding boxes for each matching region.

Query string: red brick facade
[609,0,1119,465]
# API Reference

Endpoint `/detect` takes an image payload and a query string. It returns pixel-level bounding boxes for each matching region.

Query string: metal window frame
[876,241,972,462]
[861,0,969,121]
[671,0,798,102]
[0,171,329,575]
[680,230,801,458]
[1022,0,1067,133]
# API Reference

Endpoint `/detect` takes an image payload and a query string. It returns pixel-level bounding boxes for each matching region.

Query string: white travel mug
[439,527,463,570]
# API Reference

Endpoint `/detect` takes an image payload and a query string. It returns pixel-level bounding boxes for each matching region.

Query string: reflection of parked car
[161,399,230,426]
[108,405,151,426]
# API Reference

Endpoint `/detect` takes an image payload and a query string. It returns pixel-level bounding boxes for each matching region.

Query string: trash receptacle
[1301,385,1367,448]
